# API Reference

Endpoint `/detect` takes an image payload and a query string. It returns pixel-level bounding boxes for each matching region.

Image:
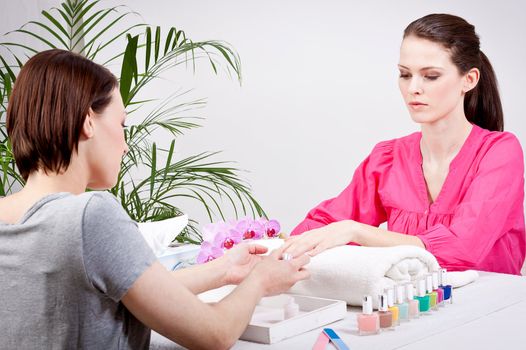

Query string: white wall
[2,0,525,232]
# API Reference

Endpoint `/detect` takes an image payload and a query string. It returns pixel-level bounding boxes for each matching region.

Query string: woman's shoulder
[29,191,122,215]
[478,126,522,146]
[80,191,127,219]
[475,126,524,160]
[369,131,420,159]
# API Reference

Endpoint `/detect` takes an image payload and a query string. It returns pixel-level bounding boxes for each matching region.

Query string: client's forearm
[352,222,425,248]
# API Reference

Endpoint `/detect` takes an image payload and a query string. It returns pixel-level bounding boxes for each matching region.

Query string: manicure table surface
[149,271,526,350]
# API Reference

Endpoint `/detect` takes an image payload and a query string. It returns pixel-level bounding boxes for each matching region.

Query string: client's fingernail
[282,253,293,261]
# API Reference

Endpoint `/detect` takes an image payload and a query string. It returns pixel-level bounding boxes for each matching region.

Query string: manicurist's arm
[170,244,268,294]
[122,249,310,350]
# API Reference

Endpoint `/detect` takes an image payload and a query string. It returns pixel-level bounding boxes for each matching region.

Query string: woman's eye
[399,73,411,79]
[425,75,439,81]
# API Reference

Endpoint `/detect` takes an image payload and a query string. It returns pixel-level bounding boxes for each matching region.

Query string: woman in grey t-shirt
[0,49,310,349]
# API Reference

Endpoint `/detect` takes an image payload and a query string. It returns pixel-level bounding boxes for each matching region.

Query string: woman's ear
[463,67,480,93]
[81,109,95,139]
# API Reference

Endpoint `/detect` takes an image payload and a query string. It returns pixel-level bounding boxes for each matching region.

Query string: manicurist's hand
[283,220,356,257]
[221,243,268,285]
[248,246,311,296]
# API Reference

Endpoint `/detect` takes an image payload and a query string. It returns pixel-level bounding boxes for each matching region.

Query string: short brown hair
[6,49,118,180]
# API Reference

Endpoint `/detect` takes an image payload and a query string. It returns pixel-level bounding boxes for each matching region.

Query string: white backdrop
[1,0,525,232]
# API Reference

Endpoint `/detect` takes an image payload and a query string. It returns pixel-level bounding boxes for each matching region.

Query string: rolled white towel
[288,244,439,306]
[251,239,479,306]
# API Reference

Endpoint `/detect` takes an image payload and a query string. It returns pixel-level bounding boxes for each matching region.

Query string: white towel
[246,239,479,306]
[448,270,479,288]
[288,244,439,306]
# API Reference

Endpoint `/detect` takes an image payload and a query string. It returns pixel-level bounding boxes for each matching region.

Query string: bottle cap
[417,279,426,297]
[362,295,373,315]
[432,272,439,289]
[378,294,389,312]
[386,288,395,307]
[405,283,415,300]
[426,274,433,293]
[396,285,405,304]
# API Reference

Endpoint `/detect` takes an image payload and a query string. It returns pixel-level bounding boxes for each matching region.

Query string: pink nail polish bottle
[378,293,394,330]
[405,282,419,319]
[432,271,444,307]
[357,295,380,335]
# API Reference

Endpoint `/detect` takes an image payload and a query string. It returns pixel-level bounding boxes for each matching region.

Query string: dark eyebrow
[398,64,444,71]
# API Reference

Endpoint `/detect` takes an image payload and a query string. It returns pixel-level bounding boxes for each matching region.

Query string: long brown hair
[404,14,503,131]
[6,49,118,180]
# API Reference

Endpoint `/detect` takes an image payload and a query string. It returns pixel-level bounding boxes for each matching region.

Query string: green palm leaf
[0,0,262,244]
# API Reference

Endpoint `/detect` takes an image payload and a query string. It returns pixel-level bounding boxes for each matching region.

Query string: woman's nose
[408,77,423,95]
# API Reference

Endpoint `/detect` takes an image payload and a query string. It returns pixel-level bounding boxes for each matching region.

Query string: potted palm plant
[0,0,265,243]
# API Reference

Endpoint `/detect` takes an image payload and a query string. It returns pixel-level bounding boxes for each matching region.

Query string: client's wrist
[344,219,360,244]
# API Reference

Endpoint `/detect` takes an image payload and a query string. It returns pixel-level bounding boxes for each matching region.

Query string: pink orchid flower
[213,227,243,250]
[237,218,265,240]
[264,219,281,238]
[197,241,224,264]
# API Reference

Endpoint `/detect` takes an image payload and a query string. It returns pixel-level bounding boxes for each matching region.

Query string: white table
[150,272,526,350]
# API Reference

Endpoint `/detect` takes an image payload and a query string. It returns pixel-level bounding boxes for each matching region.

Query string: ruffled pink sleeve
[291,141,392,236]
[417,133,525,273]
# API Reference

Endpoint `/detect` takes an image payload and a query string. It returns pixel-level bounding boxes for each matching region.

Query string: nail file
[323,328,350,350]
[312,331,330,350]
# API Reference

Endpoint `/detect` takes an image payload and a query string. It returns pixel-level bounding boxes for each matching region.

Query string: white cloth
[288,244,440,306]
[199,238,479,307]
[137,215,188,256]
[448,270,479,288]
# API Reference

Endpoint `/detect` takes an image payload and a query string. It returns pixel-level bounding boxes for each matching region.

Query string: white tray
[241,294,346,344]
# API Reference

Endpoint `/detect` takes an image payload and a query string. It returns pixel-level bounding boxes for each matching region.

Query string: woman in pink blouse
[285,14,525,275]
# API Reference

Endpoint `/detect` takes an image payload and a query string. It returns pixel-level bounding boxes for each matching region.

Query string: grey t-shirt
[0,191,157,349]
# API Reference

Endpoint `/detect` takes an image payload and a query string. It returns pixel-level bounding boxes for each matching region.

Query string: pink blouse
[291,125,525,275]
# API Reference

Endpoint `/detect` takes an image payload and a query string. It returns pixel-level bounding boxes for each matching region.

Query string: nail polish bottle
[386,288,399,326]
[426,274,438,310]
[439,268,453,304]
[357,295,380,335]
[415,278,430,314]
[405,282,419,319]
[378,294,393,330]
[432,271,444,307]
[395,285,409,322]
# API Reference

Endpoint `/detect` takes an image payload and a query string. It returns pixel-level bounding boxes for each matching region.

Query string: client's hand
[283,220,356,257]
[222,243,268,285]
[250,247,311,296]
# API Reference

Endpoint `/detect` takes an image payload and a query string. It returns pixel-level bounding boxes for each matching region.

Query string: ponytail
[464,51,504,131]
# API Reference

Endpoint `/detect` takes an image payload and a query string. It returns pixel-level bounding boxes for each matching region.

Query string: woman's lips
[409,102,428,109]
